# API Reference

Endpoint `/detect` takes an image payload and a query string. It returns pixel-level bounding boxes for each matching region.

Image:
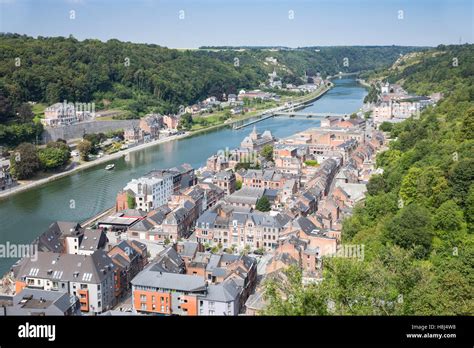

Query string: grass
[304,160,319,167]
[31,103,46,123]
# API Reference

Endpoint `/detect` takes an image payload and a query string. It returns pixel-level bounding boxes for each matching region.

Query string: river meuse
[0,78,367,275]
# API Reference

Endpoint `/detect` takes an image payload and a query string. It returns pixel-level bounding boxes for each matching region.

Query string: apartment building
[123,174,174,212]
[13,250,116,314]
[1,288,81,316]
[131,264,207,315]
[195,203,291,251]
[42,102,78,127]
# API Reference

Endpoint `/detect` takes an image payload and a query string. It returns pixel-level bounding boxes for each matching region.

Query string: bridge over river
[274,111,347,118]
[233,111,348,129]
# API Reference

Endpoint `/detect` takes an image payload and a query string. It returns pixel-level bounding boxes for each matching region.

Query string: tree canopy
[264,44,474,316]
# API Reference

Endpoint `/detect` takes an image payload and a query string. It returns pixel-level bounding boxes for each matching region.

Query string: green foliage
[77,140,92,161]
[264,44,474,316]
[178,113,193,130]
[363,83,380,103]
[384,205,434,259]
[366,174,387,195]
[17,103,34,123]
[449,158,474,206]
[235,180,242,191]
[399,166,449,208]
[0,122,43,148]
[379,121,393,132]
[255,196,271,212]
[127,194,136,209]
[9,142,41,179]
[260,145,274,162]
[433,200,466,239]
[38,146,69,170]
[234,162,260,171]
[0,34,427,120]
[304,159,319,167]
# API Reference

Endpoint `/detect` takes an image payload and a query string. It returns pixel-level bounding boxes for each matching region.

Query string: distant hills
[0,33,426,120]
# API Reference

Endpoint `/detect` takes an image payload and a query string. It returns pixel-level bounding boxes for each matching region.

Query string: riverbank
[0,132,190,200]
[0,77,365,276]
[356,78,371,88]
[0,84,333,200]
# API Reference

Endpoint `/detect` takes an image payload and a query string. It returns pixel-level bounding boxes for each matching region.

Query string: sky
[0,0,473,48]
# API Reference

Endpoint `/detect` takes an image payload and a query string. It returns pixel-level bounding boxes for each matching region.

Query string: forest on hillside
[264,44,474,315]
[0,34,425,119]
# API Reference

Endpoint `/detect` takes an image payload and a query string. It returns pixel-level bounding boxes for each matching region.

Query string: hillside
[264,44,474,315]
[0,34,425,120]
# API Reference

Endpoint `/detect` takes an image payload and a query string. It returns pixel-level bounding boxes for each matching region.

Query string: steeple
[250,125,258,140]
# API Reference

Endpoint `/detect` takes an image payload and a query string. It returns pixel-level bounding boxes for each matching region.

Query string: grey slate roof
[152,247,185,273]
[177,241,199,258]
[200,279,241,302]
[294,216,318,235]
[129,218,154,231]
[196,211,218,227]
[34,221,82,253]
[4,288,78,316]
[131,267,206,292]
[15,250,115,284]
[79,229,107,252]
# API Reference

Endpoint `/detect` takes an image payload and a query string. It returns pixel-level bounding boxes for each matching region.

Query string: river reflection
[0,78,367,274]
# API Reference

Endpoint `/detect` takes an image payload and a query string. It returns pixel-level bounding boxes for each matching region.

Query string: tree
[235,180,242,190]
[77,140,92,161]
[379,121,393,132]
[399,167,449,207]
[449,159,474,206]
[364,192,398,221]
[10,143,41,179]
[459,107,474,140]
[466,185,474,233]
[235,162,260,171]
[127,193,136,209]
[17,103,34,123]
[178,113,193,130]
[0,92,14,122]
[260,145,274,162]
[256,196,271,212]
[366,174,387,195]
[433,200,465,234]
[38,147,69,170]
[384,205,433,258]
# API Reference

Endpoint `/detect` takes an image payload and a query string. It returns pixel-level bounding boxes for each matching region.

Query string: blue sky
[1,0,472,47]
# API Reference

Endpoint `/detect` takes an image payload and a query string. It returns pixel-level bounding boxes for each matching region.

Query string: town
[0,63,330,198]
[0,112,387,316]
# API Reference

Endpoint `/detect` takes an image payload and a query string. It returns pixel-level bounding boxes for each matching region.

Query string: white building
[42,102,78,127]
[13,250,116,315]
[124,174,174,212]
[197,279,241,316]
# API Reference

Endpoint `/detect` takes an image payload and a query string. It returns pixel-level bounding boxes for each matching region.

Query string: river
[0,77,367,275]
